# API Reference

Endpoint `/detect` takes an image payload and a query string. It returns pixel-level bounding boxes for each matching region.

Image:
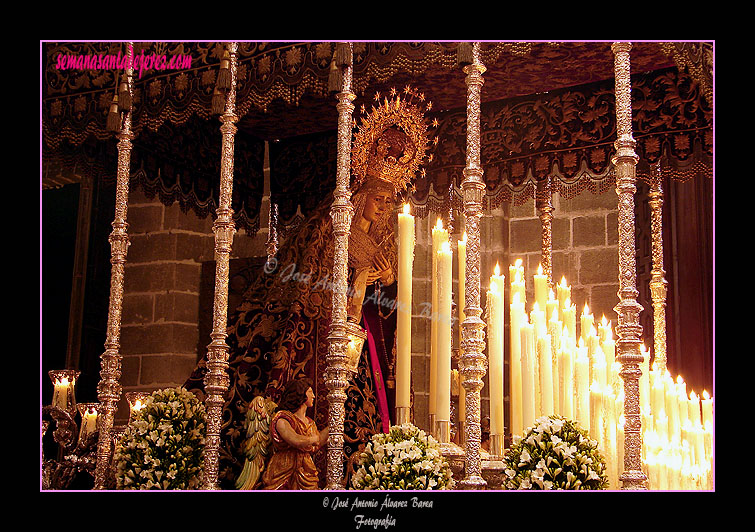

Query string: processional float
[42,41,710,491]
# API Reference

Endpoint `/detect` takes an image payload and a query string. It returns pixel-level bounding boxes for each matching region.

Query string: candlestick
[538,335,554,416]
[580,303,594,343]
[510,291,525,437]
[49,370,80,414]
[396,203,415,417]
[520,322,536,431]
[560,327,574,421]
[486,280,504,449]
[546,289,558,327]
[534,263,547,312]
[701,390,713,430]
[430,218,448,424]
[562,297,576,341]
[77,402,99,444]
[436,240,453,440]
[457,232,467,427]
[556,275,570,312]
[575,337,590,432]
[676,376,688,432]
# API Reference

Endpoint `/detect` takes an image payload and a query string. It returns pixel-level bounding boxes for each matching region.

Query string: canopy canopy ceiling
[42,41,708,142]
[41,41,713,229]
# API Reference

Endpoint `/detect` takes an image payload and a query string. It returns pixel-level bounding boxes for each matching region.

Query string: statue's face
[305,387,315,408]
[363,192,392,222]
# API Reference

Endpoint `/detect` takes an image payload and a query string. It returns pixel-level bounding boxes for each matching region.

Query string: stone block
[121,322,199,356]
[573,215,606,248]
[175,232,215,262]
[128,204,164,234]
[551,217,571,250]
[122,293,153,325]
[579,247,618,285]
[154,291,200,324]
[127,232,177,263]
[510,218,542,254]
[139,353,199,387]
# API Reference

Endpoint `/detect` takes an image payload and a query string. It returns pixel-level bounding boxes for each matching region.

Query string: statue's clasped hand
[367,252,394,286]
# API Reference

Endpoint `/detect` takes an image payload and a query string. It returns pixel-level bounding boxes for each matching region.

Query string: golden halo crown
[351,85,438,195]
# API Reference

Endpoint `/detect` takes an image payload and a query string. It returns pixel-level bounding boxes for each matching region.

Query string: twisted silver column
[202,42,239,490]
[611,42,648,490]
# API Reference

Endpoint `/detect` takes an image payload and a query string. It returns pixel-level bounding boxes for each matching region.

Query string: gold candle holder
[125,392,150,423]
[49,370,80,415]
[77,402,99,444]
[344,320,367,375]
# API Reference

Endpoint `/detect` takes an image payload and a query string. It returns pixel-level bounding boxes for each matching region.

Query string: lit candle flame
[583,302,591,316]
[560,276,567,288]
[462,231,467,242]
[515,258,523,268]
[548,288,556,300]
[435,218,443,230]
[702,390,711,400]
[537,263,543,275]
[440,241,451,254]
[494,262,500,276]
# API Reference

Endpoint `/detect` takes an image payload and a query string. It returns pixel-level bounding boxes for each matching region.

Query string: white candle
[639,342,651,415]
[486,280,504,436]
[580,303,594,343]
[457,232,467,424]
[546,289,559,327]
[509,259,525,304]
[701,390,713,430]
[534,263,548,312]
[548,309,562,416]
[510,291,525,437]
[556,276,570,312]
[560,327,574,421]
[520,322,536,431]
[430,218,448,419]
[436,240,453,425]
[52,376,72,412]
[396,203,415,410]
[575,337,590,432]
[688,390,701,427]
[538,335,554,416]
[562,297,576,341]
[664,371,680,442]
[676,376,689,431]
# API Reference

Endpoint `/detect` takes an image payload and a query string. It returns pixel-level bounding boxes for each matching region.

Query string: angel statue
[184,86,436,489]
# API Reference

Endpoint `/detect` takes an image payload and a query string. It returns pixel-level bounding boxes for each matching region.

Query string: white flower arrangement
[114,387,207,490]
[503,415,608,490]
[351,423,455,490]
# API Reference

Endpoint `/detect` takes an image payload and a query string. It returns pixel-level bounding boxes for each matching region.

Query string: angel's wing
[235,395,277,490]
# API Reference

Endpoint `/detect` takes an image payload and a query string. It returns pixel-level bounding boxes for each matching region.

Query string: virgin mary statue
[184,87,435,489]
